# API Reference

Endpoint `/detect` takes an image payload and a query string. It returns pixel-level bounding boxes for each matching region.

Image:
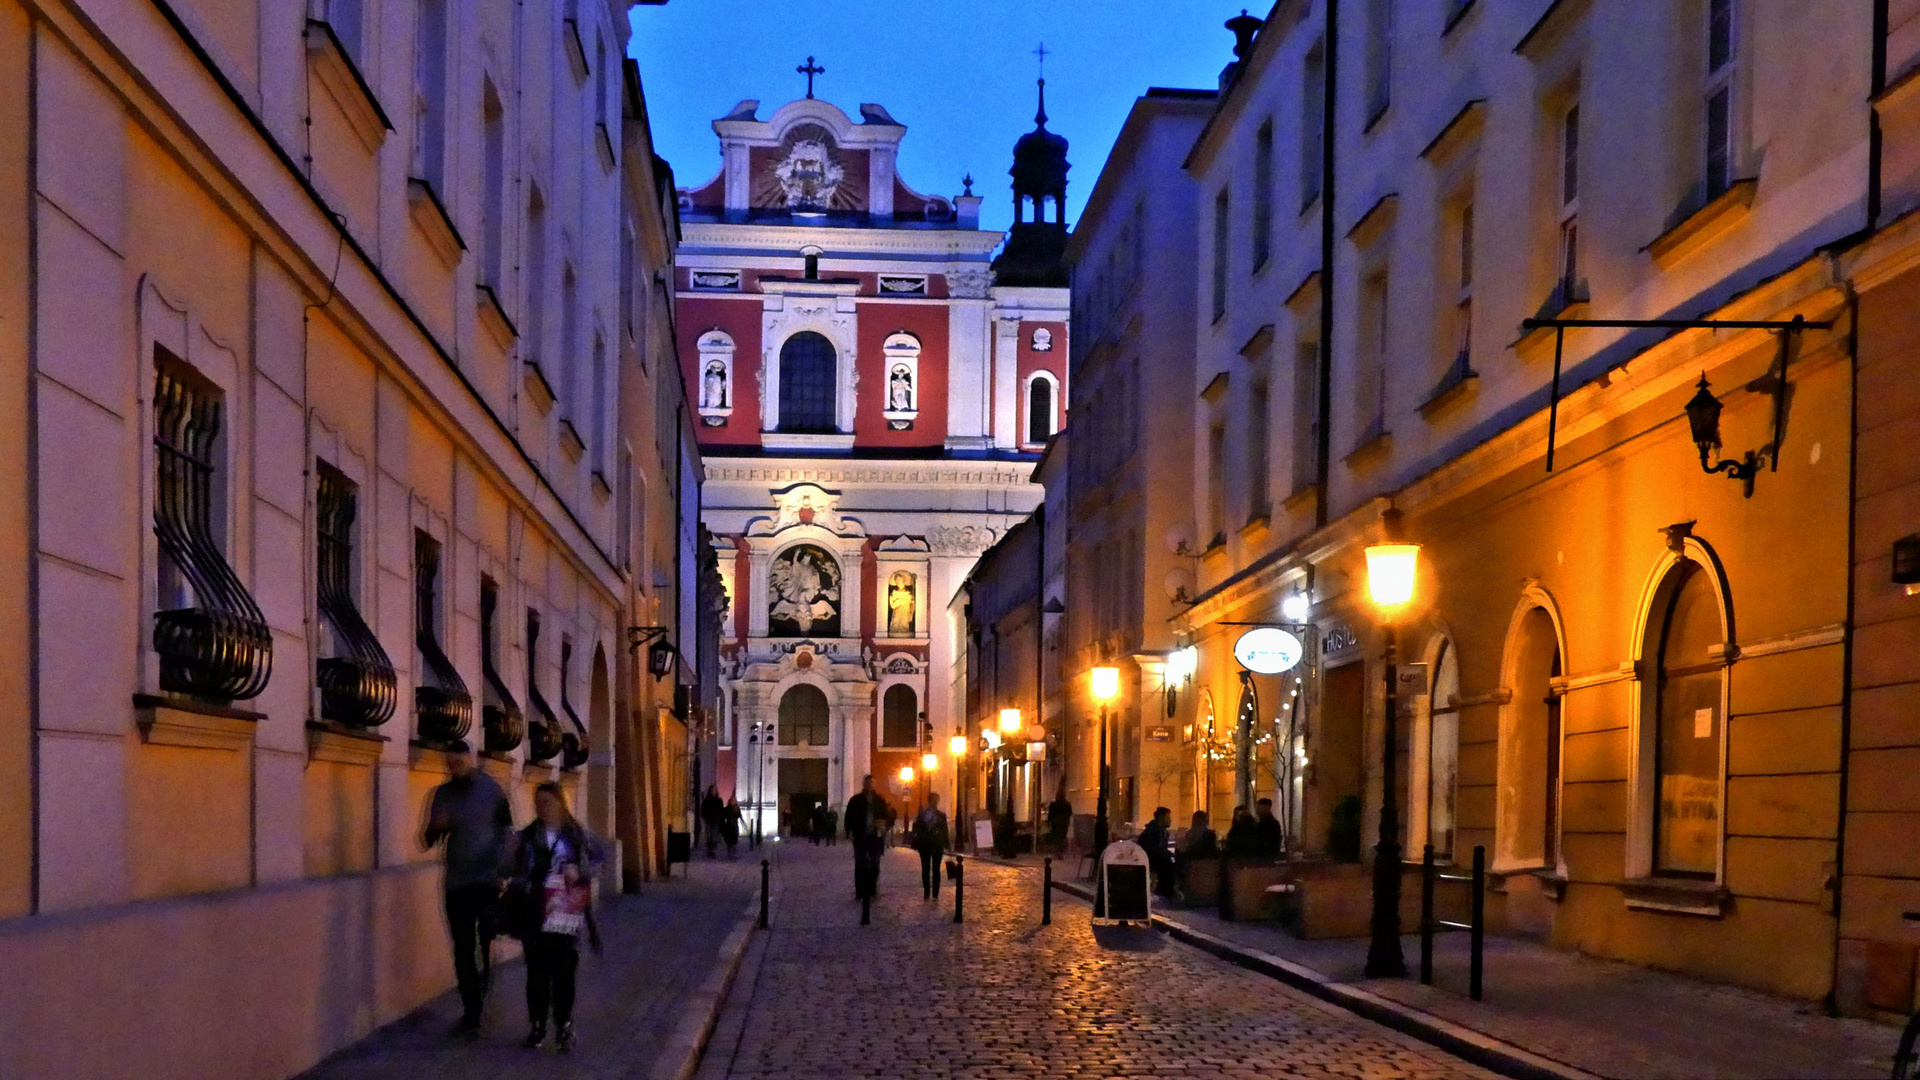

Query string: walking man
[701,785,725,857]
[910,793,951,900]
[844,775,891,900]
[1047,783,1075,858]
[421,741,514,1037]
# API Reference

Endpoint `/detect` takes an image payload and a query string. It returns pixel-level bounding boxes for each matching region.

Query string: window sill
[1645,178,1757,269]
[1622,876,1729,917]
[1342,422,1392,469]
[523,360,556,414]
[307,721,388,766]
[477,284,517,349]
[562,18,589,82]
[558,419,586,463]
[408,740,456,774]
[1240,513,1271,539]
[1418,353,1479,420]
[1282,483,1321,516]
[591,469,612,502]
[135,693,262,751]
[1443,0,1478,36]
[407,178,466,269]
[1364,101,1391,135]
[1201,533,1228,559]
[304,19,391,153]
[760,432,856,453]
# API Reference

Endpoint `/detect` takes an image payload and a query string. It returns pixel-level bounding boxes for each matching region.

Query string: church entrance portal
[778,758,830,839]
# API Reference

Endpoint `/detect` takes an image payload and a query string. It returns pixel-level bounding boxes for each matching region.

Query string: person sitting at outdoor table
[1223,804,1258,858]
[1253,797,1284,860]
[1175,809,1220,899]
[1137,807,1177,897]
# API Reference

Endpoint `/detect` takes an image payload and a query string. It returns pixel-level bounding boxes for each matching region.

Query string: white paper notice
[1694,707,1714,738]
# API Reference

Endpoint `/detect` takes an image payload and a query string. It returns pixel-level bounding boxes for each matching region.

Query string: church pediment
[745,482,865,538]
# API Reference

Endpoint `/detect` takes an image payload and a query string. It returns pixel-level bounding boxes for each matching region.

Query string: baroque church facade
[676,85,1070,834]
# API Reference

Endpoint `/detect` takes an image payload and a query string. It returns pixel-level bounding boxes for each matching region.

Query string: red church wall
[855,303,950,447]
[679,296,765,445]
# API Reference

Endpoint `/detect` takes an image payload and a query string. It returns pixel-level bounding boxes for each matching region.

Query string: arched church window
[881,684,918,748]
[778,331,837,433]
[778,684,830,747]
[768,544,842,637]
[1027,373,1057,445]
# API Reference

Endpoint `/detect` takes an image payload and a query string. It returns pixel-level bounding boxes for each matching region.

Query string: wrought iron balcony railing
[316,464,396,727]
[152,363,273,702]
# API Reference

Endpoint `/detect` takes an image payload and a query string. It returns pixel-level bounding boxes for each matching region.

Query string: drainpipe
[1314,0,1339,529]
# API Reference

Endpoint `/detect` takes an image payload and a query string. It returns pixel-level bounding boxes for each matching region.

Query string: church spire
[1035,77,1049,128]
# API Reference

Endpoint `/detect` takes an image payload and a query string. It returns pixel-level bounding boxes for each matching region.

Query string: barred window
[152,355,271,702]
[525,609,563,763]
[316,462,396,727]
[479,577,524,753]
[413,531,472,744]
[559,637,590,768]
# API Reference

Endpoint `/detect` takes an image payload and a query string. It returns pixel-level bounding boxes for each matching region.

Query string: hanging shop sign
[1233,627,1304,674]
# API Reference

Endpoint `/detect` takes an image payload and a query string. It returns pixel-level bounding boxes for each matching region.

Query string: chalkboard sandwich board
[1095,840,1152,926]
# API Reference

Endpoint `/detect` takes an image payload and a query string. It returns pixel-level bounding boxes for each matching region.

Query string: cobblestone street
[696,844,1496,1080]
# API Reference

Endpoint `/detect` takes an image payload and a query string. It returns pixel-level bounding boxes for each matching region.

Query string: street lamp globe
[998,708,1023,735]
[899,765,915,785]
[1365,543,1420,608]
[922,752,939,772]
[949,734,968,756]
[1091,666,1121,702]
[1281,591,1311,623]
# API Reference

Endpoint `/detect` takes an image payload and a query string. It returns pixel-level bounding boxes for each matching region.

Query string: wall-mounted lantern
[1683,375,1762,497]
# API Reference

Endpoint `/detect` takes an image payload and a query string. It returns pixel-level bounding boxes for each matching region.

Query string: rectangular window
[1356,272,1389,442]
[595,29,609,128]
[621,225,636,340]
[1207,421,1227,546]
[481,80,505,291]
[316,462,396,727]
[1453,197,1474,363]
[413,0,447,190]
[560,261,579,413]
[1365,0,1393,124]
[525,188,548,364]
[413,531,470,743]
[1301,42,1325,209]
[1247,379,1270,522]
[1252,122,1274,271]
[1291,338,1321,492]
[152,353,270,702]
[1704,0,1735,198]
[1558,103,1581,303]
[591,333,608,469]
[1212,188,1230,322]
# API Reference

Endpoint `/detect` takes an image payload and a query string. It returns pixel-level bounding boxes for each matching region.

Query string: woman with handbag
[508,782,604,1053]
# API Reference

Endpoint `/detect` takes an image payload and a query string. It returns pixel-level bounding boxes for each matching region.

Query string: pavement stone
[296,855,759,1080]
[695,843,1497,1080]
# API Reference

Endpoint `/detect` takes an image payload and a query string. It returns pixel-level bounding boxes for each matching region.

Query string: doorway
[1312,661,1367,861]
[778,757,829,840]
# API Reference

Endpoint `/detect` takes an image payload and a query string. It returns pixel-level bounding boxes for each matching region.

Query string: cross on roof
[797,55,825,100]
[1033,42,1050,79]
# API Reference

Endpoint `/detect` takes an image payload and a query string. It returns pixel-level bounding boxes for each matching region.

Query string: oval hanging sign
[1234,626,1304,674]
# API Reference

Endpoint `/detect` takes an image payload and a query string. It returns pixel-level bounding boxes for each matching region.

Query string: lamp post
[747,722,770,848]
[1363,508,1420,979]
[999,709,1022,822]
[948,734,968,846]
[1090,667,1121,859]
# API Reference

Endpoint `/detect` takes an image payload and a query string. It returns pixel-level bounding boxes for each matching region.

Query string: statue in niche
[701,359,728,409]
[887,571,916,637]
[888,364,913,412]
[768,544,841,637]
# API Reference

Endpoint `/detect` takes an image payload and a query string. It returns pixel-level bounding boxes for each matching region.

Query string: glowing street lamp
[999,707,1023,735]
[899,765,915,786]
[922,752,939,773]
[949,734,968,757]
[1091,665,1121,879]
[1363,508,1420,980]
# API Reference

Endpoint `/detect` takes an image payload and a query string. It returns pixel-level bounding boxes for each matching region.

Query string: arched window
[777,684,830,746]
[1654,562,1722,877]
[1027,373,1056,445]
[1501,607,1562,868]
[1424,639,1460,859]
[881,684,918,748]
[778,331,837,433]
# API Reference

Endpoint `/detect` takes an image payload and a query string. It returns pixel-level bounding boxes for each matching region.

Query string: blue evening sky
[626,1,1244,236]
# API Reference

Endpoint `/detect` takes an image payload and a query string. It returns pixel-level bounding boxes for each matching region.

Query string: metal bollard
[1419,844,1435,985]
[954,854,965,924]
[1043,857,1053,926]
[759,859,770,929]
[1470,845,1486,1002]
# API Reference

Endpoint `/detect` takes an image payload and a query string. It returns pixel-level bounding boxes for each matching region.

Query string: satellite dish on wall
[1164,566,1196,603]
[1164,520,1196,556]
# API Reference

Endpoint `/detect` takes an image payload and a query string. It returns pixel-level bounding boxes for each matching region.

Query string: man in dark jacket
[1046,785,1075,857]
[422,742,514,1037]
[701,786,725,857]
[1254,797,1284,859]
[909,793,951,900]
[1137,806,1177,897]
[845,775,891,900]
